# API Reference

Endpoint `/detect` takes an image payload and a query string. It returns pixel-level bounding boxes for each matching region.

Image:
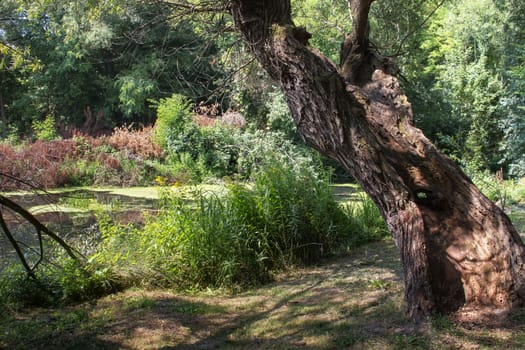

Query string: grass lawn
[2,238,525,349]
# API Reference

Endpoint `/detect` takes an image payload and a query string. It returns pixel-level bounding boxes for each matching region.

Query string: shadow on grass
[3,239,525,350]
[0,240,407,349]
[165,240,417,349]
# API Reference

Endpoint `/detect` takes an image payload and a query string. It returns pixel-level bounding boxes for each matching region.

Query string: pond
[0,187,160,271]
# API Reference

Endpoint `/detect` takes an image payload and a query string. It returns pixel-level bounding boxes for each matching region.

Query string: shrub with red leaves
[0,140,78,190]
[107,125,163,160]
[0,126,165,190]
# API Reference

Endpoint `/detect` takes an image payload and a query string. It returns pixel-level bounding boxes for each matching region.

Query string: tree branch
[0,195,82,263]
[340,0,399,83]
[348,0,374,47]
[0,209,37,279]
[159,0,231,14]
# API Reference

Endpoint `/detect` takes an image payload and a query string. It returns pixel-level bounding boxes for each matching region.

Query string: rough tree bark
[230,0,525,321]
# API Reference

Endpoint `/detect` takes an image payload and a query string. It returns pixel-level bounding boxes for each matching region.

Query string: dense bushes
[468,170,525,207]
[153,93,239,181]
[150,93,310,183]
[153,94,195,152]
[0,248,119,310]
[0,92,391,308]
[0,150,388,310]
[0,126,164,190]
[0,93,310,190]
[0,139,78,189]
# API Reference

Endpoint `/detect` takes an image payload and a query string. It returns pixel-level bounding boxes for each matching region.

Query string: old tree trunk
[230,0,525,321]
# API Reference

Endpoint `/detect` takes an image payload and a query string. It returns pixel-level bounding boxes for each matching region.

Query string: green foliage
[194,125,242,177]
[47,259,116,303]
[342,195,389,245]
[369,0,445,56]
[116,74,157,117]
[471,171,507,204]
[237,131,306,178]
[32,115,58,141]
[153,94,196,151]
[0,124,20,145]
[266,90,297,139]
[0,257,118,310]
[94,155,386,290]
[500,101,525,177]
[409,0,506,170]
[244,155,348,264]
[153,91,308,183]
[423,0,525,175]
[373,0,524,175]
[460,58,504,171]
[500,42,525,176]
[0,0,224,132]
[0,265,55,308]
[468,169,525,207]
[292,0,350,61]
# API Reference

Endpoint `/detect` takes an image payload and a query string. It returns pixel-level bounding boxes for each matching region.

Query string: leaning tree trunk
[230,0,525,321]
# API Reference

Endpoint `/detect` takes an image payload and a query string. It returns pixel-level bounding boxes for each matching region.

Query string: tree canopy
[1,0,524,176]
[0,0,224,133]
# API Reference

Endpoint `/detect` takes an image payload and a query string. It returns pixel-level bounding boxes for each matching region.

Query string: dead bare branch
[0,209,37,279]
[0,195,83,266]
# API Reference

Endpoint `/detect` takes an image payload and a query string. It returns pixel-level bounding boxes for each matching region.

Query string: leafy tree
[500,51,525,177]
[369,1,462,155]
[153,93,197,154]
[497,0,525,176]
[292,0,351,62]
[0,0,223,133]
[421,0,506,171]
[377,0,507,171]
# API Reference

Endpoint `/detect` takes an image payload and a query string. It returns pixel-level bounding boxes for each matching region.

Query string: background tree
[497,0,525,177]
[416,0,506,171]
[0,0,224,134]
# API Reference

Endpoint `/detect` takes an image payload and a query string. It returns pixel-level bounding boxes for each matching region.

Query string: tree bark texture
[231,0,525,320]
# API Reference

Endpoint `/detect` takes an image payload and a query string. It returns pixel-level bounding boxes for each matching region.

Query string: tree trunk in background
[0,93,6,125]
[230,0,525,321]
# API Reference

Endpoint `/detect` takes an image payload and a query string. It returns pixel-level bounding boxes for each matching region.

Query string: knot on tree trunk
[339,34,399,85]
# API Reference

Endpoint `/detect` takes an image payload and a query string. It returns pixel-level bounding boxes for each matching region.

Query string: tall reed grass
[94,154,388,289]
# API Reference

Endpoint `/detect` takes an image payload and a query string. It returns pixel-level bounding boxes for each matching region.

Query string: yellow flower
[155,176,166,186]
